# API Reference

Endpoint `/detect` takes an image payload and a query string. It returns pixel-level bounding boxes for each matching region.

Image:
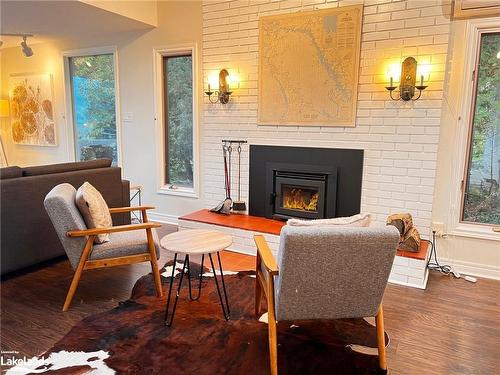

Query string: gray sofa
[0,159,130,276]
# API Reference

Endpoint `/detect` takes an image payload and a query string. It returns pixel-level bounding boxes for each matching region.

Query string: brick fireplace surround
[197,0,448,288]
[202,0,449,236]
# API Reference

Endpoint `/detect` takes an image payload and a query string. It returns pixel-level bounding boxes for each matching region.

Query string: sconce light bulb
[208,73,219,90]
[417,63,430,80]
[387,63,401,82]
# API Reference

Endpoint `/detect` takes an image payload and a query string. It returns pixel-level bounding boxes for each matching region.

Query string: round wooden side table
[160,229,233,327]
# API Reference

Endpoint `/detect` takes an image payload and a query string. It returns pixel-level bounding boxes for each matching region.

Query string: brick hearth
[178,210,430,289]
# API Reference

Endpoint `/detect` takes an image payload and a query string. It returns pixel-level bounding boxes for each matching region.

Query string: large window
[163,54,194,188]
[462,32,500,225]
[68,53,119,165]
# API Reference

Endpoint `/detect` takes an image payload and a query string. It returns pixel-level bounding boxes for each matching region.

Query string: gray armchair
[254,225,400,375]
[44,183,163,311]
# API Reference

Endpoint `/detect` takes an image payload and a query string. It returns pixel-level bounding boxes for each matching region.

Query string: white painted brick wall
[201,0,452,234]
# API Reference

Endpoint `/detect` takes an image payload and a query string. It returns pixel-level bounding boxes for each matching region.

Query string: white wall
[201,0,452,234]
[0,1,203,220]
[0,43,72,166]
[432,19,500,279]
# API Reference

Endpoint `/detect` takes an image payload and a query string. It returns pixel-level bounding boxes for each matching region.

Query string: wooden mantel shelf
[179,209,285,235]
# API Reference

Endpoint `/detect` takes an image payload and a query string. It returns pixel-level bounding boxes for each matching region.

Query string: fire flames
[283,188,318,212]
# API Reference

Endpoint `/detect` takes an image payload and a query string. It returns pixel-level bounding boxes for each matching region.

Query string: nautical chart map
[258,5,362,126]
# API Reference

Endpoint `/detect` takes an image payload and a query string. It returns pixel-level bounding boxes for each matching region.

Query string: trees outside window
[462,32,500,225]
[163,54,193,188]
[69,54,118,165]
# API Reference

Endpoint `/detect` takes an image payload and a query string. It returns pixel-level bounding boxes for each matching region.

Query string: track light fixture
[21,35,33,57]
[0,33,34,57]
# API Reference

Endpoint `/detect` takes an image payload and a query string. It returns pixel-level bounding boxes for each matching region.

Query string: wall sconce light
[0,100,10,118]
[385,57,428,101]
[205,69,233,104]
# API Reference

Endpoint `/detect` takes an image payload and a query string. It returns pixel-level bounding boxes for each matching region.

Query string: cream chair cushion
[75,182,113,243]
[286,212,372,227]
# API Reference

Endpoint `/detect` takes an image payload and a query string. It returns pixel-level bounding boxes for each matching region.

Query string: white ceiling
[0,0,155,49]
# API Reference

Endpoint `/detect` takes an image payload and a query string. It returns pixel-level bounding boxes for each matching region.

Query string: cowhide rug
[7,262,388,374]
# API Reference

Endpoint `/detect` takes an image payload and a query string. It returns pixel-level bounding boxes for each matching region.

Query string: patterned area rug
[7,262,388,374]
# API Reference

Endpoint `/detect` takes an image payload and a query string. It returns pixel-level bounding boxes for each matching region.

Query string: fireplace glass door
[274,172,326,219]
[281,185,319,213]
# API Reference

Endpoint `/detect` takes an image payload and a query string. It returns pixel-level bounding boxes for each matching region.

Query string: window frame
[62,46,122,167]
[450,18,500,241]
[153,44,199,198]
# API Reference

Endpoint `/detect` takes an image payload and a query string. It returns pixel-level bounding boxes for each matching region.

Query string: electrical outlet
[431,222,445,237]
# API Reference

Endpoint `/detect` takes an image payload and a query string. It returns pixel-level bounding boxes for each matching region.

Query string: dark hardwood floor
[1,224,499,374]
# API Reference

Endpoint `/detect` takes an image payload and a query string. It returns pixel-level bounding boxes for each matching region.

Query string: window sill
[450,223,500,242]
[157,186,198,199]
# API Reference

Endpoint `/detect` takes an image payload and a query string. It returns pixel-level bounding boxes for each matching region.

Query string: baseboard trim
[225,247,256,257]
[439,257,500,281]
[149,212,179,226]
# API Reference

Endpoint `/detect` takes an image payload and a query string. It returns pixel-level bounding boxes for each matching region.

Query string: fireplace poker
[210,142,232,214]
[227,143,232,199]
[232,143,247,212]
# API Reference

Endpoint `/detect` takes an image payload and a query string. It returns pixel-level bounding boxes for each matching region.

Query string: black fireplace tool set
[211,140,247,215]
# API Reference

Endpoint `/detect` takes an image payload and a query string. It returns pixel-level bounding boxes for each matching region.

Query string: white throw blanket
[287,213,372,227]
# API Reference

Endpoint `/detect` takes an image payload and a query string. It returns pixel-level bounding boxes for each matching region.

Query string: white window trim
[152,43,200,199]
[449,18,500,242]
[61,46,123,168]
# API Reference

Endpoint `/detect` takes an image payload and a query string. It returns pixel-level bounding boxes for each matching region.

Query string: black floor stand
[164,252,230,327]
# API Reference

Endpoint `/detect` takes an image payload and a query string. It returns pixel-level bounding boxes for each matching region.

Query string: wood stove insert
[273,170,327,220]
[249,145,363,220]
[264,162,337,220]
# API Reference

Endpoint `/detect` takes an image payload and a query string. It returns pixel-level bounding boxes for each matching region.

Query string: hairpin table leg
[209,252,230,320]
[164,254,188,327]
[187,254,204,301]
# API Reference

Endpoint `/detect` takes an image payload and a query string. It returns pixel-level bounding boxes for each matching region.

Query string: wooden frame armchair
[44,183,163,311]
[254,225,400,375]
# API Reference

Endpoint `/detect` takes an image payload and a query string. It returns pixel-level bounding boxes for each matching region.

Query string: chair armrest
[67,222,161,237]
[254,235,279,276]
[109,205,155,214]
